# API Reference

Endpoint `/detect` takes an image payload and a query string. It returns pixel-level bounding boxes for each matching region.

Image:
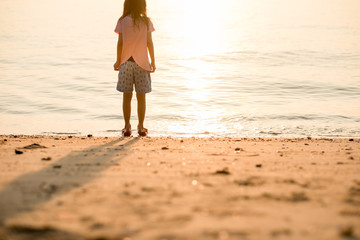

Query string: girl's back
[115,16,154,71]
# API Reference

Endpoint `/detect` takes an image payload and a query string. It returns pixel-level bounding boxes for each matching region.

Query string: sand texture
[0,135,359,240]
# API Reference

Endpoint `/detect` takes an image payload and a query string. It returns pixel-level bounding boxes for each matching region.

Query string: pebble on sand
[235,147,244,152]
[15,149,23,155]
[215,167,231,175]
[22,143,46,149]
[339,226,354,237]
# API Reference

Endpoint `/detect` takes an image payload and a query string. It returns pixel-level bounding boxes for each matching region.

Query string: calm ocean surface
[0,0,359,137]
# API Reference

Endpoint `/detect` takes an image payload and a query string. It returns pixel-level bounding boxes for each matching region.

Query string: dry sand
[0,135,359,240]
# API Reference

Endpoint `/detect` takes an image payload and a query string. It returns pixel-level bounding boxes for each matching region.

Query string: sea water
[0,0,359,137]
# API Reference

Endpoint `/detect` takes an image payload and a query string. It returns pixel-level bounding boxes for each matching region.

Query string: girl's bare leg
[123,92,133,130]
[136,93,146,130]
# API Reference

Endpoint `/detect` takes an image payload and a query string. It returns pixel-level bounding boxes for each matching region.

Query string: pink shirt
[115,16,155,71]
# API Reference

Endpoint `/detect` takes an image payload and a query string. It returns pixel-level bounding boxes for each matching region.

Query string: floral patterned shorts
[116,61,152,94]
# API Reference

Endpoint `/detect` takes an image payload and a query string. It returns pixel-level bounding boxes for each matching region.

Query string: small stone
[22,143,46,149]
[235,147,243,152]
[256,164,262,168]
[349,156,354,160]
[3,139,7,141]
[41,157,52,161]
[87,134,93,138]
[180,140,184,143]
[215,167,231,175]
[15,149,23,155]
[339,226,354,237]
[54,137,60,140]
[349,139,354,142]
[307,136,312,140]
[162,147,169,150]
[68,136,73,138]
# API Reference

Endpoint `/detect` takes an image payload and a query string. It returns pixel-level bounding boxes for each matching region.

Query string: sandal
[122,128,132,137]
[138,127,148,137]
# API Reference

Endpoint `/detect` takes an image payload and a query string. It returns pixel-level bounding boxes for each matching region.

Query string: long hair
[120,0,149,29]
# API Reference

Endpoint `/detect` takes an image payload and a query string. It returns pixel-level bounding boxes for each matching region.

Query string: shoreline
[0,135,359,240]
[1,134,359,139]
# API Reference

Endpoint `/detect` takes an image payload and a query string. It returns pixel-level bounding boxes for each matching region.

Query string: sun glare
[172,0,224,58]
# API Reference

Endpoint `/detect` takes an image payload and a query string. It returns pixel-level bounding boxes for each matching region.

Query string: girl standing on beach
[113,0,155,137]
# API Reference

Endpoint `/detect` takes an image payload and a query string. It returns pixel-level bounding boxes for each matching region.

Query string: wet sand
[0,135,359,240]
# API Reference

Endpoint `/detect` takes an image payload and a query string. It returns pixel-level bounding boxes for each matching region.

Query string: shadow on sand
[0,137,140,239]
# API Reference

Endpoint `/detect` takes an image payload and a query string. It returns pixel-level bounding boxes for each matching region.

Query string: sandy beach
[0,135,359,240]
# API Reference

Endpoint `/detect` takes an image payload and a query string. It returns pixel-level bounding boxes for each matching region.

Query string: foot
[137,126,148,137]
[122,125,132,137]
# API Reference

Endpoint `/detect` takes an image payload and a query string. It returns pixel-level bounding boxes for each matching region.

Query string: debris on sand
[261,192,309,202]
[287,192,310,202]
[22,143,47,149]
[339,225,354,237]
[8,224,55,234]
[214,167,231,175]
[235,176,265,186]
[15,149,23,154]
[235,147,244,152]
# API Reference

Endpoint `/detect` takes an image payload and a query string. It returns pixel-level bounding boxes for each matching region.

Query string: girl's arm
[147,32,156,73]
[114,33,123,71]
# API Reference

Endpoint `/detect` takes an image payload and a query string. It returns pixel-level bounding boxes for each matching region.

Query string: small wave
[41,132,81,135]
[105,130,121,133]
